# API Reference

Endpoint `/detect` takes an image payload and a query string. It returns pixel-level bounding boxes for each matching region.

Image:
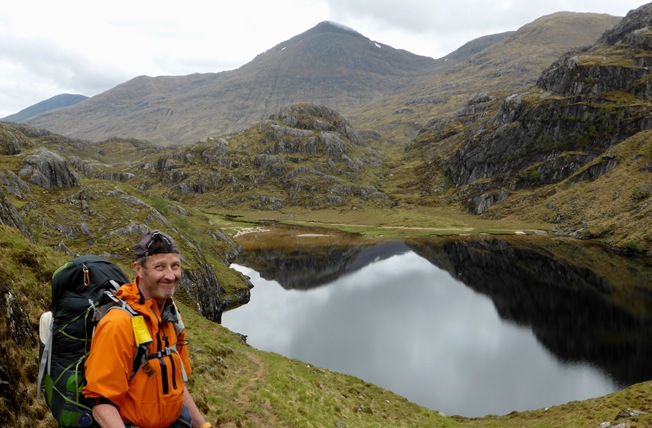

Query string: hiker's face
[135,252,181,305]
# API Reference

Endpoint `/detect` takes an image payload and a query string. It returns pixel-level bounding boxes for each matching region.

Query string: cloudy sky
[0,0,648,117]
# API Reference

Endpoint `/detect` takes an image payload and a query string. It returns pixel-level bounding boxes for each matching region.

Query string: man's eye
[154,265,165,271]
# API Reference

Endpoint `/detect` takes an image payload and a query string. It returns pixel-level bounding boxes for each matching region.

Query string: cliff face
[401,5,652,242]
[445,92,650,190]
[442,5,652,192]
[0,188,33,241]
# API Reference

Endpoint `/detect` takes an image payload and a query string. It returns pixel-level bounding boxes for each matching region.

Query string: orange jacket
[83,279,192,427]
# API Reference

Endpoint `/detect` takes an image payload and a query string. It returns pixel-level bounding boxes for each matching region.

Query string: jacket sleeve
[83,309,135,402]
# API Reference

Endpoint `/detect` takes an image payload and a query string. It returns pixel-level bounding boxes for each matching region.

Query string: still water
[221,237,652,417]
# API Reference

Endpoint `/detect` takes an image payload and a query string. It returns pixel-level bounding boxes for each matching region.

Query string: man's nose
[162,267,180,280]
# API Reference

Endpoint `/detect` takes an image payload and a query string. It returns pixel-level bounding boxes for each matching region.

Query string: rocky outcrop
[536,54,652,98]
[467,189,510,215]
[569,154,618,183]
[599,3,652,46]
[142,104,387,210]
[0,280,35,423]
[0,170,32,199]
[270,104,366,146]
[436,5,652,213]
[18,148,80,189]
[0,189,34,241]
[67,156,136,182]
[537,5,652,101]
[182,261,252,323]
[446,94,650,190]
[0,124,24,155]
[168,227,246,322]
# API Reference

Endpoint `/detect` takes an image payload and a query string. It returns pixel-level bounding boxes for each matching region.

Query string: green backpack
[37,255,131,427]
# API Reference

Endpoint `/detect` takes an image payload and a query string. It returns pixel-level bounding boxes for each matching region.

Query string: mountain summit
[25,21,436,145]
[2,93,87,122]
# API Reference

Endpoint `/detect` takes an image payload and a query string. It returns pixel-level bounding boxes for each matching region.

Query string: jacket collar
[116,279,175,319]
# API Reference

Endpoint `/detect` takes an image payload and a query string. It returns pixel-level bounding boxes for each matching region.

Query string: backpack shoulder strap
[126,304,188,381]
[169,302,188,382]
[89,289,148,379]
[91,294,189,382]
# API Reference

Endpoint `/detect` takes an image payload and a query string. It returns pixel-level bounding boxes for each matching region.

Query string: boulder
[18,148,79,189]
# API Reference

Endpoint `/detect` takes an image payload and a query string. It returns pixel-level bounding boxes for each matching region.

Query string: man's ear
[133,260,144,279]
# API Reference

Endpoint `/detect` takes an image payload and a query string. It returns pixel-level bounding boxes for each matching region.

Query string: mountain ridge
[347,12,623,146]
[12,14,619,148]
[22,21,439,145]
[2,93,88,123]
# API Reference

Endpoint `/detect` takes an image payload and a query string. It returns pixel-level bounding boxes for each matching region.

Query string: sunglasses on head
[145,232,175,256]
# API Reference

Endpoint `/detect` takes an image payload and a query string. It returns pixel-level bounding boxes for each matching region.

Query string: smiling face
[134,252,182,307]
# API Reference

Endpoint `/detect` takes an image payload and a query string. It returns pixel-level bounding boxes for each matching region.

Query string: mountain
[404,4,652,248]
[348,12,622,146]
[5,9,649,252]
[2,93,88,123]
[24,21,438,146]
[22,14,618,147]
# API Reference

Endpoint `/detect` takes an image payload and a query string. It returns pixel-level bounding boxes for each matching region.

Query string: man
[83,230,212,428]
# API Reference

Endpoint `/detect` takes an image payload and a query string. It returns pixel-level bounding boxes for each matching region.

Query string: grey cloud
[0,35,132,102]
[325,0,635,42]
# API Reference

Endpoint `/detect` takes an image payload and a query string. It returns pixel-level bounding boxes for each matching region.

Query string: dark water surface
[222,235,652,417]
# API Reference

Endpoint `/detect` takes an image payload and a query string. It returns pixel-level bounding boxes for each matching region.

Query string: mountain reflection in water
[222,235,652,417]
